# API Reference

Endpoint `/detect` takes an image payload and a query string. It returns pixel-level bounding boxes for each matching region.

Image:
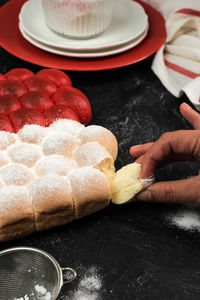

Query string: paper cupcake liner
[42,0,114,39]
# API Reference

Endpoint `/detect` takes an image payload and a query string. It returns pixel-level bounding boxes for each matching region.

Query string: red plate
[0,0,166,71]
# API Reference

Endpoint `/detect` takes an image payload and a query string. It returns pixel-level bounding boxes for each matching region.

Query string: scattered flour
[167,207,200,231]
[13,284,51,300]
[14,296,29,300]
[79,273,102,291]
[62,266,102,300]
[34,284,51,300]
[71,291,99,300]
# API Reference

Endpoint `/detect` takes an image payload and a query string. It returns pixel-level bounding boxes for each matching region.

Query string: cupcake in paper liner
[42,0,114,39]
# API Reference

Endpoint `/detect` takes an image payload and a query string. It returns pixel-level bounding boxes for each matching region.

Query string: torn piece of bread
[102,162,144,205]
[92,153,144,205]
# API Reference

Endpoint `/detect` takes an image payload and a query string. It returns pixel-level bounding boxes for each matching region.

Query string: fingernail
[184,103,192,110]
[130,145,141,150]
[130,145,142,155]
[136,191,152,201]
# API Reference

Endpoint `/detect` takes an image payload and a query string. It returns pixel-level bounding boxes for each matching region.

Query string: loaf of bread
[0,120,115,241]
[0,119,146,242]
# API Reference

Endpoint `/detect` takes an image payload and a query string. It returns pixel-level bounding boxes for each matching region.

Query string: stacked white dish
[19,0,149,58]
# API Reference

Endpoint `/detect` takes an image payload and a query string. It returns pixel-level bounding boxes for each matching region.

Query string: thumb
[136,176,200,204]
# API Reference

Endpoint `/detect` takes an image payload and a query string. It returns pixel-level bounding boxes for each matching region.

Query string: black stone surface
[1,1,200,299]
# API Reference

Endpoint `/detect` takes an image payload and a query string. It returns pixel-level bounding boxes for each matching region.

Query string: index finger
[139,130,200,179]
[180,103,200,129]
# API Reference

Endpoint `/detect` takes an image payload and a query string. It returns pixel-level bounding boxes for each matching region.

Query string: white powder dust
[71,291,99,300]
[62,266,102,300]
[34,284,51,300]
[13,284,51,300]
[167,207,200,231]
[14,296,29,300]
[79,274,102,291]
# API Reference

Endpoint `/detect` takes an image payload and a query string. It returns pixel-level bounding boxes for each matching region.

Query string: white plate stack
[19,0,149,58]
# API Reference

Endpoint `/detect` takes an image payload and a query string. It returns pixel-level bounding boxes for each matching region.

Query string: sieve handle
[62,267,77,285]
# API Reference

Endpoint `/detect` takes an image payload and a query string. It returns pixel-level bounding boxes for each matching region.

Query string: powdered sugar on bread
[50,119,84,136]
[72,142,113,168]
[0,119,122,242]
[42,133,81,157]
[8,143,42,167]
[68,166,111,218]
[35,155,78,176]
[0,164,35,186]
[0,131,16,150]
[79,125,118,160]
[18,124,47,144]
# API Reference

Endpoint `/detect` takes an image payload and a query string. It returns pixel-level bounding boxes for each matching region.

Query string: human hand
[130,129,200,204]
[180,102,200,129]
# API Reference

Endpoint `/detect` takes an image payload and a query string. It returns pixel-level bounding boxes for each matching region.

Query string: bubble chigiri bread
[68,167,111,219]
[0,117,145,242]
[0,68,92,132]
[72,141,114,169]
[79,125,118,160]
[28,175,74,231]
[0,186,35,242]
[0,119,117,242]
[35,155,78,177]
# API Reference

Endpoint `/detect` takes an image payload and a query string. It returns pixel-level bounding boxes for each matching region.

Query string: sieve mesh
[0,248,62,300]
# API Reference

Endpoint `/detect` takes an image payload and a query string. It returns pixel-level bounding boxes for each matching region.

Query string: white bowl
[42,0,114,39]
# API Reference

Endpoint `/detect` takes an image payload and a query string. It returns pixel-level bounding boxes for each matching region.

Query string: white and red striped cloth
[144,0,200,109]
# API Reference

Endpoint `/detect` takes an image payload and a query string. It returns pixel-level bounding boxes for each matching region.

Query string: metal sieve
[0,246,77,300]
